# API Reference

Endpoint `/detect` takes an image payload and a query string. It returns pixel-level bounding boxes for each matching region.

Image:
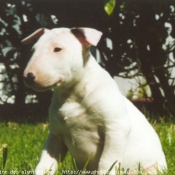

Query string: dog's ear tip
[21,28,48,44]
[21,38,30,44]
[21,39,29,44]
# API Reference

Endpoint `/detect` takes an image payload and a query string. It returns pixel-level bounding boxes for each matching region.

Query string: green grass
[0,119,175,175]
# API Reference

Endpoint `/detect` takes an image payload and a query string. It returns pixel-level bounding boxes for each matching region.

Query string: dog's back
[122,98,167,171]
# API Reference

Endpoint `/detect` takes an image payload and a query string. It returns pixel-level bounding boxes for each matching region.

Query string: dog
[22,27,167,175]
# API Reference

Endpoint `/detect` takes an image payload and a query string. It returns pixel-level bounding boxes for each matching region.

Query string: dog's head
[22,27,102,91]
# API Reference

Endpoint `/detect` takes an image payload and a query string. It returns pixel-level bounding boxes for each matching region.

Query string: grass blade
[72,157,78,171]
[83,154,93,171]
[105,160,118,175]
[2,144,8,169]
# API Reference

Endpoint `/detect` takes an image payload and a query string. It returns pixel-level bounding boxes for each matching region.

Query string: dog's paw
[35,160,57,175]
[35,150,58,175]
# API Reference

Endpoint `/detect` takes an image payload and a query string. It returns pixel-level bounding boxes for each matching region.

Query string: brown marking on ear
[71,28,90,46]
[71,27,102,46]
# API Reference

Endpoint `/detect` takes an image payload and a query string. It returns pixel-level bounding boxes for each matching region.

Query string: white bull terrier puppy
[22,27,167,175]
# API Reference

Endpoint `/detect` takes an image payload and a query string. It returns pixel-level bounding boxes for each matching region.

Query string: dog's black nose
[24,72,35,85]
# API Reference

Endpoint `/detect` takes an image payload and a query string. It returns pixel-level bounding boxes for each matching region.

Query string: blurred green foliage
[0,0,175,118]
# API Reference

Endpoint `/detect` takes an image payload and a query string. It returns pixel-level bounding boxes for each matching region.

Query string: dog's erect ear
[71,27,102,46]
[21,28,50,44]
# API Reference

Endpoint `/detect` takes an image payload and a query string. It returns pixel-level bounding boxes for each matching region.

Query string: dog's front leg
[98,121,131,175]
[35,133,67,175]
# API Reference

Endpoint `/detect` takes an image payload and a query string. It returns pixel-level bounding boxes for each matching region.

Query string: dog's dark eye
[54,47,62,52]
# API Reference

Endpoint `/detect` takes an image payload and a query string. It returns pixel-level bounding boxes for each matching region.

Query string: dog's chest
[49,99,104,162]
[56,100,100,134]
[58,100,86,121]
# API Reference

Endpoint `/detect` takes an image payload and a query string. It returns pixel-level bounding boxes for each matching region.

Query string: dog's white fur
[22,28,167,175]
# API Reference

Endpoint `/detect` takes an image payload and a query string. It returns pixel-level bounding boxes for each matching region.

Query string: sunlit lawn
[0,118,175,175]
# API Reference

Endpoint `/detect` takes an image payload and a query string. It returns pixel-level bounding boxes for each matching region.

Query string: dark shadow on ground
[0,104,49,124]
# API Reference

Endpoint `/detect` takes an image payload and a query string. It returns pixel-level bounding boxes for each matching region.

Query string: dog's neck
[52,53,103,104]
